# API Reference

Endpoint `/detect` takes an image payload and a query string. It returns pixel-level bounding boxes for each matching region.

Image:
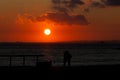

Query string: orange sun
[44,28,51,36]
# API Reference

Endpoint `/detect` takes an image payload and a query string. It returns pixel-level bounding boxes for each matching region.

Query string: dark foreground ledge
[0,64,120,73]
[0,64,120,79]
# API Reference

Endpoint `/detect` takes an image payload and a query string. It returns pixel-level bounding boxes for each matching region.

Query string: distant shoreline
[0,40,120,44]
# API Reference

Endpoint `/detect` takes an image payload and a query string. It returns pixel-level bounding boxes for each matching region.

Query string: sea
[0,41,120,66]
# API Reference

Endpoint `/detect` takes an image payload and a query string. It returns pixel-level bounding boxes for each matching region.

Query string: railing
[0,55,47,67]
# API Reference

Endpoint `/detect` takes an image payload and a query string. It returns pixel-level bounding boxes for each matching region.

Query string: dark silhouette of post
[9,56,12,67]
[63,50,72,67]
[36,56,39,65]
[23,56,25,66]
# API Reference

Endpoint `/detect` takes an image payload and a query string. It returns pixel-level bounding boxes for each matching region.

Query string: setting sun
[44,29,51,36]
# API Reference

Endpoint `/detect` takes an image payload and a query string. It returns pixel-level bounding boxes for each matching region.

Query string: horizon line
[0,40,120,43]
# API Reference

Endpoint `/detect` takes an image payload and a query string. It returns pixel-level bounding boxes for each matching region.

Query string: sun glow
[44,28,51,36]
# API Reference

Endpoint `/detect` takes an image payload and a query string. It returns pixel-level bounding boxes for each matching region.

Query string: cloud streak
[90,1,105,8]
[50,0,89,25]
[83,0,106,13]
[88,0,120,7]
[103,0,120,6]
[16,12,89,25]
[37,12,89,25]
[16,0,89,26]
[83,0,120,13]
[52,0,85,13]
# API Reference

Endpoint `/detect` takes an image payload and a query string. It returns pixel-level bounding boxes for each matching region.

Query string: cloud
[83,0,106,13]
[17,12,89,25]
[16,14,36,24]
[52,0,85,13]
[102,0,120,6]
[84,0,120,13]
[16,14,24,24]
[90,1,105,8]
[87,0,120,7]
[37,12,89,25]
[16,0,89,26]
[50,0,89,25]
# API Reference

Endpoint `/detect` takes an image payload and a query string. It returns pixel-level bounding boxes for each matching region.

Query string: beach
[0,42,120,79]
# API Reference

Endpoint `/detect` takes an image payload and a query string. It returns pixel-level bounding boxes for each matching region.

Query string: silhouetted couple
[63,50,72,67]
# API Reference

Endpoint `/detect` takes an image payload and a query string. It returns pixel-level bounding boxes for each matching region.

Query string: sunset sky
[0,0,120,42]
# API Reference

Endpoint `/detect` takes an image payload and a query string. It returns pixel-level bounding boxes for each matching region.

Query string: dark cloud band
[52,0,85,12]
[37,12,89,25]
[104,0,120,6]
[50,0,88,25]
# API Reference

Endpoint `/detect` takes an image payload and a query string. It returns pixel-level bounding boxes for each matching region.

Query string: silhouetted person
[63,50,72,67]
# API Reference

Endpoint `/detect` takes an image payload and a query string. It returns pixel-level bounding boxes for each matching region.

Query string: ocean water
[0,42,120,66]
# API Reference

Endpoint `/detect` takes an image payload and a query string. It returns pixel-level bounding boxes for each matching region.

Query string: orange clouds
[16,12,89,26]
[16,14,24,24]
[16,14,36,24]
[39,12,89,25]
